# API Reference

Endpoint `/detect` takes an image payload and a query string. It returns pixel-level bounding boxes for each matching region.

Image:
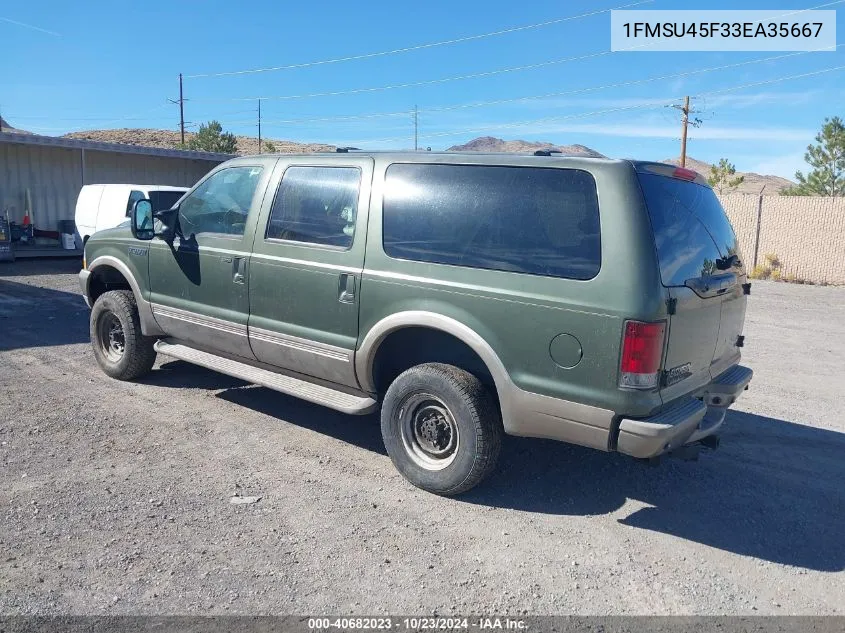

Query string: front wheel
[90,290,156,380]
[381,363,503,496]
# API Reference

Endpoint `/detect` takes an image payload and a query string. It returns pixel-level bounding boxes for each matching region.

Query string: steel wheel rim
[97,312,125,363]
[398,393,459,471]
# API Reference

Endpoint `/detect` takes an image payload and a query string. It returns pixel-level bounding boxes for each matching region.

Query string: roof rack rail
[533,149,562,157]
[335,147,361,153]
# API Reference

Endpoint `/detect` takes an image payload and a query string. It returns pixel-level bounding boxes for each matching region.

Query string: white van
[74,184,189,248]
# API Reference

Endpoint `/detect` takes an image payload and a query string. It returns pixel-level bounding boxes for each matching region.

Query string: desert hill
[61,128,334,155]
[447,136,605,157]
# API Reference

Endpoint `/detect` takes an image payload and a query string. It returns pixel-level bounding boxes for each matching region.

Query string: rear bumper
[616,365,753,459]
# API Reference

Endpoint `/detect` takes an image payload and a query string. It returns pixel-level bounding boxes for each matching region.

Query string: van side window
[382,164,601,280]
[266,166,361,249]
[178,166,264,237]
[126,190,145,217]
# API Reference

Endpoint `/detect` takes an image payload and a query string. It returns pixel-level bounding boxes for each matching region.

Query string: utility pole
[169,74,186,145]
[258,99,262,154]
[179,74,185,146]
[413,105,418,151]
[679,96,689,168]
[671,96,702,168]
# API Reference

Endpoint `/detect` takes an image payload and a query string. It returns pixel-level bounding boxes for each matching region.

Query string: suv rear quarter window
[382,163,601,280]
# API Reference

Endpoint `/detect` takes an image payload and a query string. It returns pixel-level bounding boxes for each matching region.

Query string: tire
[380,363,503,496]
[90,290,157,381]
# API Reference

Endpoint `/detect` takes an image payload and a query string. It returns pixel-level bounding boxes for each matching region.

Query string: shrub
[749,264,771,280]
[747,253,815,284]
[763,253,781,268]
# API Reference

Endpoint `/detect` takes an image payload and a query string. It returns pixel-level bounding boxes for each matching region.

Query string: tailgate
[637,167,748,401]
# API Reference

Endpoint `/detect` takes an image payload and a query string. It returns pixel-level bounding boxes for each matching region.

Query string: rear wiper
[716,254,742,270]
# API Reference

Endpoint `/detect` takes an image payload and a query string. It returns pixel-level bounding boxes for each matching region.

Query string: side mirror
[131,199,155,240]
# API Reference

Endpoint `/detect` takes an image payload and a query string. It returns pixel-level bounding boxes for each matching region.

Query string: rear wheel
[90,290,156,380]
[381,363,502,496]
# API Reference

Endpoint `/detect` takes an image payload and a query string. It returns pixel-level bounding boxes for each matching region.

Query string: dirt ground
[1,258,843,615]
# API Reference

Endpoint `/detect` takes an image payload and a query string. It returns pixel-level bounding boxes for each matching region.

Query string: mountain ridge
[447,136,606,157]
[1,124,795,193]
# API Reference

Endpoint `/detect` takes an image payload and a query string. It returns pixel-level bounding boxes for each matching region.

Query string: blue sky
[2,0,843,179]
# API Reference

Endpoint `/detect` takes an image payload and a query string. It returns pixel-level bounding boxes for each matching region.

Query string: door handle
[338,273,356,304]
[232,256,246,285]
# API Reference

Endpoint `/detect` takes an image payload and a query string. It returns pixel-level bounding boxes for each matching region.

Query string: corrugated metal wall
[0,142,221,231]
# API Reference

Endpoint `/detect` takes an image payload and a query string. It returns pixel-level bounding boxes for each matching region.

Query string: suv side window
[126,190,145,217]
[266,166,361,249]
[382,163,601,280]
[178,166,264,237]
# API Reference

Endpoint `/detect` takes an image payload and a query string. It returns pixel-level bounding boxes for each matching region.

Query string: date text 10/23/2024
[307,617,528,630]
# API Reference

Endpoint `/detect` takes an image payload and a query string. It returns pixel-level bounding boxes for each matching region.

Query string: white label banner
[611,10,837,52]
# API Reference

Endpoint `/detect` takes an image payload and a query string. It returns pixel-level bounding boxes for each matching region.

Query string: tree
[707,158,745,194]
[187,120,238,154]
[263,140,277,153]
[785,116,845,196]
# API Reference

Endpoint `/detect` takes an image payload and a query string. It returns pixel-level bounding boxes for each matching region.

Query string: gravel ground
[1,259,843,615]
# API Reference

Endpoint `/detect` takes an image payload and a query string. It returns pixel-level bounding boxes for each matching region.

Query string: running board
[154,340,377,415]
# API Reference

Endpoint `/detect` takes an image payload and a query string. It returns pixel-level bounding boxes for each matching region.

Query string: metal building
[0,132,231,256]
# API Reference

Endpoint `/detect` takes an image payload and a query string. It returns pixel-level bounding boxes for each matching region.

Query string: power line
[190,36,840,105]
[696,64,845,97]
[328,64,845,146]
[774,0,845,17]
[185,0,653,79]
[193,49,627,103]
[0,16,60,36]
[338,102,671,146]
[220,43,844,129]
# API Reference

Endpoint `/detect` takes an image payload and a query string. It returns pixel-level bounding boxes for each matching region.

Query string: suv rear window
[382,163,601,280]
[638,173,742,286]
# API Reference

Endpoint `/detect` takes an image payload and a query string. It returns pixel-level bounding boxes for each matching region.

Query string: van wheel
[90,290,156,380]
[381,363,502,496]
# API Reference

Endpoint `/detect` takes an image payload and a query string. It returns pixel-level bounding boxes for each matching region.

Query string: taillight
[619,320,666,389]
[672,167,698,181]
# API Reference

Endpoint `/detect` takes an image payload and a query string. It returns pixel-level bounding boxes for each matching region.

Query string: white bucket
[61,233,76,250]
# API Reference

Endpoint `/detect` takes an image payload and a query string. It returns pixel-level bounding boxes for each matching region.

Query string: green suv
[79,151,752,495]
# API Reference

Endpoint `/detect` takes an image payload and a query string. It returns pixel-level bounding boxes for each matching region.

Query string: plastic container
[61,233,76,250]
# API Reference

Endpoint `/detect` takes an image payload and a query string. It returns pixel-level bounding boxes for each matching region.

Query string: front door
[148,162,273,359]
[248,157,373,388]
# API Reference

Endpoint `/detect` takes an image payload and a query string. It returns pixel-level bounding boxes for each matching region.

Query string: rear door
[75,185,105,240]
[247,157,373,388]
[637,167,747,401]
[95,186,132,233]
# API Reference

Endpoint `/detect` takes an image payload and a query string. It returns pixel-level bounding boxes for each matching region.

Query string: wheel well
[88,265,132,303]
[371,327,498,401]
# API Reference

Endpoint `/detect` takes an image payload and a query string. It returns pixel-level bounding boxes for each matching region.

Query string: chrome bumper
[617,365,753,459]
[78,268,93,308]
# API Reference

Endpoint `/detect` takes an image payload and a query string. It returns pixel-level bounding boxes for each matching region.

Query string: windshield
[149,190,185,212]
[638,173,743,286]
